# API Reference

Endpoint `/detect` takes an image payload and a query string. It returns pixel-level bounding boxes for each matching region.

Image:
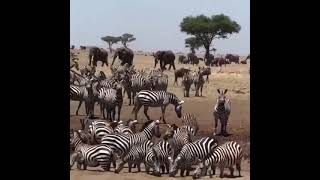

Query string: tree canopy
[185,37,202,54]
[101,36,120,53]
[180,14,241,57]
[120,33,136,48]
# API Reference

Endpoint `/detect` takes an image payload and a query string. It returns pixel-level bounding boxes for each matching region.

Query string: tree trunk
[191,48,195,54]
[204,45,210,66]
[108,42,112,53]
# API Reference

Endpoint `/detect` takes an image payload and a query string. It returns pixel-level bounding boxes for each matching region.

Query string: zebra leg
[211,165,216,175]
[214,114,218,134]
[207,75,209,83]
[236,163,241,177]
[70,152,78,169]
[229,166,234,177]
[133,103,142,120]
[117,104,122,121]
[115,161,126,173]
[200,84,203,96]
[180,168,185,177]
[143,106,151,121]
[165,161,170,174]
[112,108,116,121]
[137,163,141,172]
[76,100,83,116]
[219,165,225,178]
[161,106,167,124]
[128,162,132,173]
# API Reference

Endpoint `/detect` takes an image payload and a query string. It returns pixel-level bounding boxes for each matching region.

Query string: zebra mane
[139,120,154,132]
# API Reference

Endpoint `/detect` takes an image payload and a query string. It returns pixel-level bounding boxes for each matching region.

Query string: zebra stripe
[114,119,138,134]
[181,113,199,135]
[114,140,154,173]
[192,70,205,97]
[169,136,218,177]
[130,73,153,105]
[70,78,94,116]
[151,138,173,175]
[101,120,161,158]
[193,141,243,178]
[70,130,113,171]
[182,72,193,97]
[153,74,168,91]
[87,121,114,144]
[132,90,184,123]
[98,84,123,121]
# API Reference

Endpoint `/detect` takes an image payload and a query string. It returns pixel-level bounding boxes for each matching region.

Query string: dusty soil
[70,50,250,179]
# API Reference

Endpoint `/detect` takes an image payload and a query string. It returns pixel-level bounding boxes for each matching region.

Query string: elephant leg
[171,63,176,70]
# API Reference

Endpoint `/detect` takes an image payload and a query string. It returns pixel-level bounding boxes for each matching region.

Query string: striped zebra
[97,83,123,121]
[70,129,114,171]
[200,66,211,83]
[130,73,154,106]
[114,140,154,173]
[169,136,218,177]
[70,76,94,116]
[114,119,138,134]
[132,90,184,124]
[153,73,168,91]
[86,121,115,144]
[181,72,193,97]
[213,89,231,136]
[151,135,173,176]
[193,68,205,97]
[193,141,243,179]
[101,120,161,161]
[79,65,96,77]
[181,113,199,135]
[164,124,193,159]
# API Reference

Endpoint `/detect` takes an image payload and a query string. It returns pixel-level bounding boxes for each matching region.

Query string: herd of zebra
[70,51,245,179]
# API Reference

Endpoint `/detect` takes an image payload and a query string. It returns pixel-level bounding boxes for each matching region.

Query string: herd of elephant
[82,46,249,70]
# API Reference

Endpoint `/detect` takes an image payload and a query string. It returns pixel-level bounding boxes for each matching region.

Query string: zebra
[70,58,79,71]
[70,129,114,171]
[114,119,138,134]
[97,83,123,121]
[193,141,243,179]
[164,124,193,159]
[174,68,190,86]
[151,135,174,176]
[181,113,199,136]
[130,73,154,106]
[132,90,184,124]
[114,140,154,173]
[70,76,95,116]
[200,66,211,83]
[169,136,219,177]
[213,89,231,136]
[181,72,193,97]
[153,73,168,91]
[101,120,161,163]
[79,65,96,77]
[192,68,205,97]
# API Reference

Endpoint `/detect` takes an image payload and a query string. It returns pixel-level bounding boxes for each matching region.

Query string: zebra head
[168,156,180,177]
[217,89,228,105]
[175,100,184,118]
[140,119,161,138]
[127,119,138,133]
[164,124,178,138]
[192,162,206,179]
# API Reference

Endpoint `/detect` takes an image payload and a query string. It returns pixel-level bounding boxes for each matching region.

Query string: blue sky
[70,0,250,55]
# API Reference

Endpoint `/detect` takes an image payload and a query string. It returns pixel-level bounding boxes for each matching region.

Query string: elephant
[187,53,199,65]
[225,54,240,64]
[111,47,134,66]
[153,50,176,70]
[88,47,108,67]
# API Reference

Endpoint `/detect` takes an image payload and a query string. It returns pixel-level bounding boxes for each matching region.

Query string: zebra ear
[217,89,221,94]
[224,89,228,94]
[155,120,160,124]
[132,120,138,124]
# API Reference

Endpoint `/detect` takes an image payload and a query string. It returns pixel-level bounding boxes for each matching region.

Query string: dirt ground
[70,50,250,179]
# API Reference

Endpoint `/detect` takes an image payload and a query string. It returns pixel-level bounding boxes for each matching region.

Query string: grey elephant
[153,50,176,70]
[111,47,134,66]
[88,47,108,67]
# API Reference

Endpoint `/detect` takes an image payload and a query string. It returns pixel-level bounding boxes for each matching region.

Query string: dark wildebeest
[199,66,211,83]
[112,47,134,66]
[205,53,215,66]
[225,54,240,64]
[178,55,186,64]
[70,45,75,49]
[153,51,176,70]
[187,53,199,65]
[212,57,228,67]
[174,68,190,86]
[80,46,86,50]
[88,47,108,67]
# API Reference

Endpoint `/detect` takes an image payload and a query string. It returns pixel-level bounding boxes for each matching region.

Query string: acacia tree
[180,14,241,58]
[101,36,120,53]
[120,33,136,48]
[185,37,202,54]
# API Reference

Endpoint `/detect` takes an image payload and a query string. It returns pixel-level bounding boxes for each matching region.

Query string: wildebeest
[212,57,228,67]
[80,46,86,50]
[112,47,134,66]
[225,54,240,64]
[187,53,199,65]
[153,51,176,70]
[88,47,108,67]
[174,68,190,86]
[70,45,75,49]
[205,53,215,66]
[178,55,187,64]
